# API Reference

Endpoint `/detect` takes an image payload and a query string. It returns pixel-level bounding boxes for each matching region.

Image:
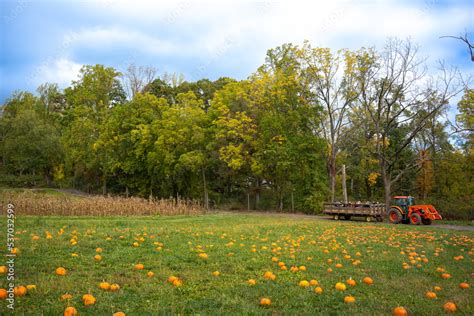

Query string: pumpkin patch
[0,214,472,314]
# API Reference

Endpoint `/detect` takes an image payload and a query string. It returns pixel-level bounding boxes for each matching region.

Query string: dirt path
[217,210,474,232]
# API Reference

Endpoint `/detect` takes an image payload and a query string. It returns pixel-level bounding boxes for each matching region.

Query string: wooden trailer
[323,202,386,222]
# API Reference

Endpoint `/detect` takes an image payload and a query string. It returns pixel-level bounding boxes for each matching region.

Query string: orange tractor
[388,196,442,225]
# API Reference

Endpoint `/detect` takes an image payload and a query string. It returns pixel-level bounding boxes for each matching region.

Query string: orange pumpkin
[134,263,144,270]
[260,298,271,306]
[459,282,470,289]
[0,266,7,274]
[248,279,256,285]
[147,271,155,278]
[363,277,373,285]
[99,282,110,290]
[60,293,73,301]
[82,294,96,306]
[314,287,323,294]
[94,254,102,261]
[212,271,220,277]
[110,284,120,292]
[299,280,310,288]
[443,302,457,313]
[344,295,356,303]
[0,288,7,299]
[425,291,437,299]
[14,286,27,297]
[346,279,356,286]
[335,282,346,291]
[441,273,451,279]
[64,306,78,316]
[55,267,67,276]
[113,313,126,316]
[393,306,408,316]
[309,279,318,286]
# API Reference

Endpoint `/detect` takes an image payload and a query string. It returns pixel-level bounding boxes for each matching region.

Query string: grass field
[0,213,472,315]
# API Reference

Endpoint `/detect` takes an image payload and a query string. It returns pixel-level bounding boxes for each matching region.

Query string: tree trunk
[202,168,209,210]
[291,191,294,212]
[255,179,260,210]
[102,175,107,195]
[381,164,392,211]
[342,164,347,203]
[44,169,52,187]
[247,192,250,211]
[328,150,337,202]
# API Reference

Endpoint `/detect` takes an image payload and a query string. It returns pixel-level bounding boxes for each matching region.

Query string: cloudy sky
[0,0,472,105]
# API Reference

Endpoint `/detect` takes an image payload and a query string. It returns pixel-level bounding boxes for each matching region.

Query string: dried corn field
[0,190,204,216]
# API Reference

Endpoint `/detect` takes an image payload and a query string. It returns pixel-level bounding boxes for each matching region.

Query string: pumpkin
[344,295,356,303]
[393,306,408,316]
[335,282,346,291]
[26,285,36,290]
[61,293,73,301]
[0,289,7,299]
[110,284,120,292]
[0,266,7,274]
[198,253,208,259]
[212,271,220,277]
[309,279,318,286]
[95,248,103,253]
[434,286,442,291]
[363,277,373,285]
[168,276,178,283]
[14,286,27,297]
[248,279,256,285]
[94,255,102,261]
[459,282,470,289]
[82,294,96,306]
[441,273,451,279]
[425,291,437,299]
[260,298,271,306]
[64,306,78,316]
[263,271,276,280]
[335,263,343,268]
[56,267,67,276]
[99,282,110,290]
[299,280,310,288]
[443,302,457,313]
[113,313,125,316]
[346,279,356,286]
[134,263,144,270]
[147,271,155,278]
[172,279,182,287]
[314,287,323,294]
[299,266,307,271]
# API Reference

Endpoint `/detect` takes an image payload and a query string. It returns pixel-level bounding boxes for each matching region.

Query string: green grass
[0,213,472,315]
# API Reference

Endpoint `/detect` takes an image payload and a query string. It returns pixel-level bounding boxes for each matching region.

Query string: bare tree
[354,38,464,209]
[440,33,474,62]
[123,64,157,98]
[299,42,365,201]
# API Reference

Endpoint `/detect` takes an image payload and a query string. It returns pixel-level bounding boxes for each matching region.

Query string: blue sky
[1,0,473,109]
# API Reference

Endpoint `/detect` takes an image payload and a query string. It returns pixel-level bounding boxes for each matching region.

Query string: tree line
[1,38,472,218]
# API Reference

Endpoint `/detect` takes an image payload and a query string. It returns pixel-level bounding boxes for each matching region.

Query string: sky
[0,0,473,110]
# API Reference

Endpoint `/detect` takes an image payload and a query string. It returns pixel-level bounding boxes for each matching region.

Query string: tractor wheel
[422,218,432,225]
[409,213,422,225]
[334,215,340,220]
[344,215,351,220]
[365,216,372,222]
[388,208,402,224]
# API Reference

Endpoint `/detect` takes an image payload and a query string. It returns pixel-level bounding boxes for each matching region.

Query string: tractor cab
[392,196,415,214]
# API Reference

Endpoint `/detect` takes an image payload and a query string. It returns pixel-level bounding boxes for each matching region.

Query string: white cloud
[35,58,82,87]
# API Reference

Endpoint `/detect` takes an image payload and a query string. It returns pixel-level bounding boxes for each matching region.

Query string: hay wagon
[323,202,386,222]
